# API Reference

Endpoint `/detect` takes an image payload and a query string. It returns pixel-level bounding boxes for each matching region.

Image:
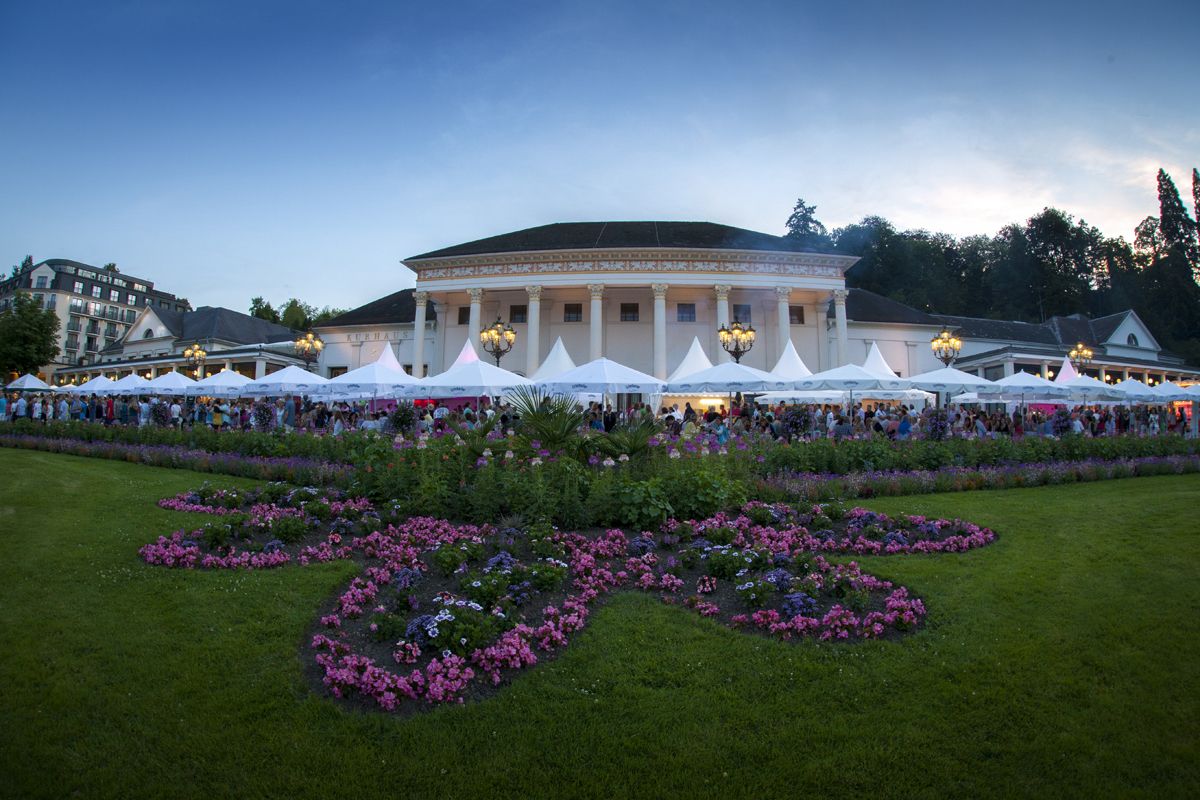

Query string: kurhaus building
[316,221,1200,387]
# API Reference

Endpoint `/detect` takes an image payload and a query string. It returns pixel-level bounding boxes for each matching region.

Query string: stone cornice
[404,246,858,282]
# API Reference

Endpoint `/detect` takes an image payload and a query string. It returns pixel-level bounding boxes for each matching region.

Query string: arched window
[143,329,154,339]
[1127,333,1139,347]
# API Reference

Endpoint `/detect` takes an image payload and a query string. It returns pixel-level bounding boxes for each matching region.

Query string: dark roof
[317,288,435,328]
[408,221,830,260]
[931,314,1059,345]
[834,289,941,325]
[1085,311,1128,343]
[179,306,297,344]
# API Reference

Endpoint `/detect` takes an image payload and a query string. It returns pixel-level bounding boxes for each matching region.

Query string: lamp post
[718,318,756,364]
[1068,342,1094,374]
[930,327,963,367]
[183,342,207,379]
[480,317,516,367]
[294,331,324,371]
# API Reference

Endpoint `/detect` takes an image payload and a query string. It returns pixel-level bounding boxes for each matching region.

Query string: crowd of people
[0,389,1194,441]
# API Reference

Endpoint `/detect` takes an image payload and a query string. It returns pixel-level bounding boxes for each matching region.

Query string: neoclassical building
[315,221,1200,387]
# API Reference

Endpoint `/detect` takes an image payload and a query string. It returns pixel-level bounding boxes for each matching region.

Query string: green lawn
[0,449,1197,799]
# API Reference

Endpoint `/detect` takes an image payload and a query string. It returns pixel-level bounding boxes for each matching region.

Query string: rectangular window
[160,300,168,308]
[35,275,47,288]
[732,304,752,325]
[105,323,117,337]
[402,364,413,375]
[327,366,348,378]
[109,289,119,302]
[67,317,81,332]
[457,307,471,325]
[619,303,640,322]
[509,304,527,324]
[144,297,152,305]
[127,293,136,305]
[676,303,696,323]
[66,334,79,350]
[91,285,101,298]
[85,336,98,352]
[563,303,583,322]
[133,283,146,292]
[125,309,136,323]
[73,281,84,295]
[788,305,805,325]
[70,298,84,313]
[47,294,56,309]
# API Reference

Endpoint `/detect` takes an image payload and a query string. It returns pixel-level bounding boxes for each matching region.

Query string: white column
[1098,365,1107,383]
[652,283,668,379]
[1003,360,1015,377]
[254,358,267,379]
[588,284,604,360]
[525,285,542,376]
[714,284,731,363]
[411,291,428,376]
[467,288,483,355]
[775,287,791,358]
[1040,361,1050,378]
[814,297,828,371]
[832,289,849,366]
[1122,367,1130,380]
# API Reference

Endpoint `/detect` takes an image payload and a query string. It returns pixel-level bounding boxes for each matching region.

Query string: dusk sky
[2,0,1197,311]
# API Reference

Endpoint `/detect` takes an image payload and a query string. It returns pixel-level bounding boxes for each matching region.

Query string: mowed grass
[0,448,1197,800]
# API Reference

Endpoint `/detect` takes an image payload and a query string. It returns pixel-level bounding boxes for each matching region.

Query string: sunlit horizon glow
[1,1,1196,310]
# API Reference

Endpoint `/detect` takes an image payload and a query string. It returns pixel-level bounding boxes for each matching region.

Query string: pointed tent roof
[374,343,405,372]
[907,366,995,394]
[769,340,812,381]
[536,358,665,395]
[4,373,51,391]
[450,339,479,367]
[532,337,577,381]
[1149,381,1192,401]
[327,349,419,398]
[1053,357,1078,383]
[976,371,1070,400]
[99,373,153,395]
[185,369,253,397]
[146,371,198,392]
[792,363,911,393]
[1110,378,1156,402]
[667,337,714,383]
[408,354,532,399]
[862,342,900,379]
[66,375,116,394]
[1062,375,1121,401]
[241,365,331,396]
[667,360,784,393]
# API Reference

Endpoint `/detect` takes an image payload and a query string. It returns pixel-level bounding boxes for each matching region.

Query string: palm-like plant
[597,416,663,459]
[505,385,588,454]
[445,412,500,458]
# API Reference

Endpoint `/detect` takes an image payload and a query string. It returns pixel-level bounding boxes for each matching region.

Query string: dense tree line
[786,168,1200,365]
[249,297,347,331]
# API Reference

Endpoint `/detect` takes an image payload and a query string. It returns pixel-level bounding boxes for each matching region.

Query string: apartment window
[732,304,752,325]
[67,317,81,332]
[66,334,79,350]
[145,297,152,305]
[676,303,696,322]
[563,303,583,322]
[114,278,126,288]
[510,304,527,324]
[109,289,119,302]
[788,305,805,325]
[91,285,101,298]
[46,294,56,309]
[133,283,147,292]
[125,309,136,323]
[35,275,47,288]
[160,300,168,308]
[73,281,84,294]
[70,299,84,313]
[86,320,99,334]
[88,302,101,316]
[457,307,471,325]
[105,323,117,337]
[619,303,640,322]
[85,336,98,352]
[127,293,136,305]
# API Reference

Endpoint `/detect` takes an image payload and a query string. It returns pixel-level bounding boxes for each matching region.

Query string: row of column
[415,284,853,380]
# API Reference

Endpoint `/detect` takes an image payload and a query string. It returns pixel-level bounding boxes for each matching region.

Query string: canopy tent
[240,365,331,397]
[790,363,911,409]
[666,360,785,394]
[62,375,116,395]
[531,337,577,381]
[97,373,153,396]
[4,374,51,392]
[755,388,933,405]
[535,357,664,395]
[976,371,1071,402]
[407,341,533,399]
[185,369,253,398]
[666,337,714,384]
[326,348,420,399]
[1149,381,1192,402]
[861,342,901,379]
[769,340,813,382]
[907,366,995,394]
[146,371,198,393]
[1061,375,1122,402]
[1109,377,1157,403]
[1053,357,1079,383]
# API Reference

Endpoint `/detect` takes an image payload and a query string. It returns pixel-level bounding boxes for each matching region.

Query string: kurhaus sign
[405,248,856,282]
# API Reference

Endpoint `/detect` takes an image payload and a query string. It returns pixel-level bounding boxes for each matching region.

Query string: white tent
[976,371,1070,402]
[185,369,253,398]
[1109,378,1157,403]
[64,375,116,395]
[240,365,331,397]
[536,357,664,395]
[408,341,533,398]
[146,371,198,393]
[1149,381,1192,402]
[1062,375,1122,402]
[4,374,51,391]
[907,366,995,394]
[792,363,911,393]
[862,342,901,379]
[1053,357,1078,383]
[666,337,714,384]
[531,337,577,381]
[327,348,419,399]
[768,340,812,382]
[667,360,785,393]
[98,373,153,396]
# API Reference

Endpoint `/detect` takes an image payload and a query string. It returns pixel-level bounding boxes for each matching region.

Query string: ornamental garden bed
[142,484,995,714]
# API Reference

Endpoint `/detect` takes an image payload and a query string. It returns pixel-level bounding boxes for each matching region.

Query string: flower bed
[141,488,998,713]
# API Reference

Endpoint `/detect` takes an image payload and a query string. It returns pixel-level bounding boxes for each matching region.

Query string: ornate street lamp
[718,318,756,364]
[183,342,207,378]
[480,317,516,367]
[1068,342,1094,373]
[930,327,963,367]
[294,331,324,370]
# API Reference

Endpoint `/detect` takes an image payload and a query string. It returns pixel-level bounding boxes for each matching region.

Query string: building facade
[0,258,190,378]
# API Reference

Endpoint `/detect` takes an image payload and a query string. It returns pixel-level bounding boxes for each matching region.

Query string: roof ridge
[593,222,608,248]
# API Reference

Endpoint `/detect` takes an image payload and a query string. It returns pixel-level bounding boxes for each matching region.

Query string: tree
[784,198,832,249]
[279,298,314,331]
[0,292,61,376]
[249,296,280,323]
[9,255,32,279]
[1156,168,1199,271]
[102,262,119,273]
[1133,216,1165,266]
[1193,167,1200,248]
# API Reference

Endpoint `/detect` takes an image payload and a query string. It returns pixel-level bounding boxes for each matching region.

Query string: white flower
[669,449,681,459]
[482,449,492,457]
[602,457,616,468]
[530,457,543,467]
[617,453,629,462]
[504,450,515,459]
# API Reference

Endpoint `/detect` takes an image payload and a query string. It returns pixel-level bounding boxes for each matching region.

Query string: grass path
[0,449,1197,799]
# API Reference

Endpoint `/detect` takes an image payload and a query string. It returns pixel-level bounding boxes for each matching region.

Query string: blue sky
[1,0,1197,311]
